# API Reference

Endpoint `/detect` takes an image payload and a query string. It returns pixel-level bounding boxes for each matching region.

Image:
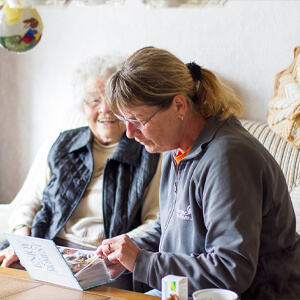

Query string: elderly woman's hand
[0,226,30,268]
[0,245,19,267]
[96,234,141,273]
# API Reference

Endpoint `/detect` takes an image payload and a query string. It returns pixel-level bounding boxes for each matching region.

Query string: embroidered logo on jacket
[177,205,192,221]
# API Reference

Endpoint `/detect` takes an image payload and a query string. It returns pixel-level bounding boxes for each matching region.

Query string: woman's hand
[0,245,19,267]
[96,234,141,273]
[0,226,30,267]
[104,261,127,279]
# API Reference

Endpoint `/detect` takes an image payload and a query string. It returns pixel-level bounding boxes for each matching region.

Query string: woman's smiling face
[84,77,126,145]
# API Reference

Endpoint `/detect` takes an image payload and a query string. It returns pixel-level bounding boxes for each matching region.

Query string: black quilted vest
[31,127,160,239]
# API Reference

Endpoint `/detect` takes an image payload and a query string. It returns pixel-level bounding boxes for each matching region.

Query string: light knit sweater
[8,136,161,249]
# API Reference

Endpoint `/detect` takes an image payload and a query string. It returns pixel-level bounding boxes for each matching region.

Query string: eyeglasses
[84,98,103,108]
[114,104,166,128]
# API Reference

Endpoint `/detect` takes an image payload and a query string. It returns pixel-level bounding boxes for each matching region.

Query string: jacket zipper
[160,158,178,247]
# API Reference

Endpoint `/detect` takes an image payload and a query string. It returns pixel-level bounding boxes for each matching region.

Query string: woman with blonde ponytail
[98,46,300,299]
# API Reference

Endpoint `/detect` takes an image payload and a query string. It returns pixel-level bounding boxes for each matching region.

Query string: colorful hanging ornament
[0,3,43,53]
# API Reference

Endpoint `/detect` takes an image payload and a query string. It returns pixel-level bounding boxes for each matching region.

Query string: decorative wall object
[0,3,43,52]
[268,46,300,148]
[0,0,227,53]
[142,0,228,8]
[4,0,68,8]
[2,0,227,8]
[76,0,125,5]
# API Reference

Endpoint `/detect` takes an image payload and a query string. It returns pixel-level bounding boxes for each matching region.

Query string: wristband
[12,224,27,232]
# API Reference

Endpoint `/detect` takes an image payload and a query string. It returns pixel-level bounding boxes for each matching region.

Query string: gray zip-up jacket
[133,116,300,299]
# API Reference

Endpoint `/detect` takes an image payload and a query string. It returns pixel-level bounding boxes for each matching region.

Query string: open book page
[57,246,112,287]
[4,233,113,290]
[57,246,97,274]
[4,233,82,289]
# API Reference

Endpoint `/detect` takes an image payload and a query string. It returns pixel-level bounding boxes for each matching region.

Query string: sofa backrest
[241,119,300,233]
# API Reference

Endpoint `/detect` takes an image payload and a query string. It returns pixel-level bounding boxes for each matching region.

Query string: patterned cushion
[241,119,300,233]
[267,46,300,148]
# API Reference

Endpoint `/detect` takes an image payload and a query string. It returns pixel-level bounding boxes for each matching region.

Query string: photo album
[4,233,113,290]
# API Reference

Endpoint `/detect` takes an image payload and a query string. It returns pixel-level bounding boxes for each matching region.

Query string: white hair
[71,53,126,107]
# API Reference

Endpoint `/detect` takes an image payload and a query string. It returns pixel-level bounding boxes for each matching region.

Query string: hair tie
[186,62,202,81]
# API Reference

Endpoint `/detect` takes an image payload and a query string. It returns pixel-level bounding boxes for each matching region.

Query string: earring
[181,115,184,121]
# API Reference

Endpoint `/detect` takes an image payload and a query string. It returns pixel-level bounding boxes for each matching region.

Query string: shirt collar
[68,127,142,167]
[174,115,232,160]
[68,127,93,153]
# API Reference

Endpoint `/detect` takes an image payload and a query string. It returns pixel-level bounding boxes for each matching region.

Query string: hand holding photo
[4,233,113,290]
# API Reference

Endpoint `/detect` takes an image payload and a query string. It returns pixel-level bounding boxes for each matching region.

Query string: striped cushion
[241,119,300,233]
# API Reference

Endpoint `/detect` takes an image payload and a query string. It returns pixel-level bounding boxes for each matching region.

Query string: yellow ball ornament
[0,3,43,53]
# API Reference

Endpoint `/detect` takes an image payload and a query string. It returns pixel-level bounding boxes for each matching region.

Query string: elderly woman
[0,55,161,290]
[96,46,300,299]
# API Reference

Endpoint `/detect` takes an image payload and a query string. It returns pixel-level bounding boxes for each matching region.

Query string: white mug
[192,288,238,300]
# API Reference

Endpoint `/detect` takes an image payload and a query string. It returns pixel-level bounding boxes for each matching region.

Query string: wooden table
[0,268,160,300]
